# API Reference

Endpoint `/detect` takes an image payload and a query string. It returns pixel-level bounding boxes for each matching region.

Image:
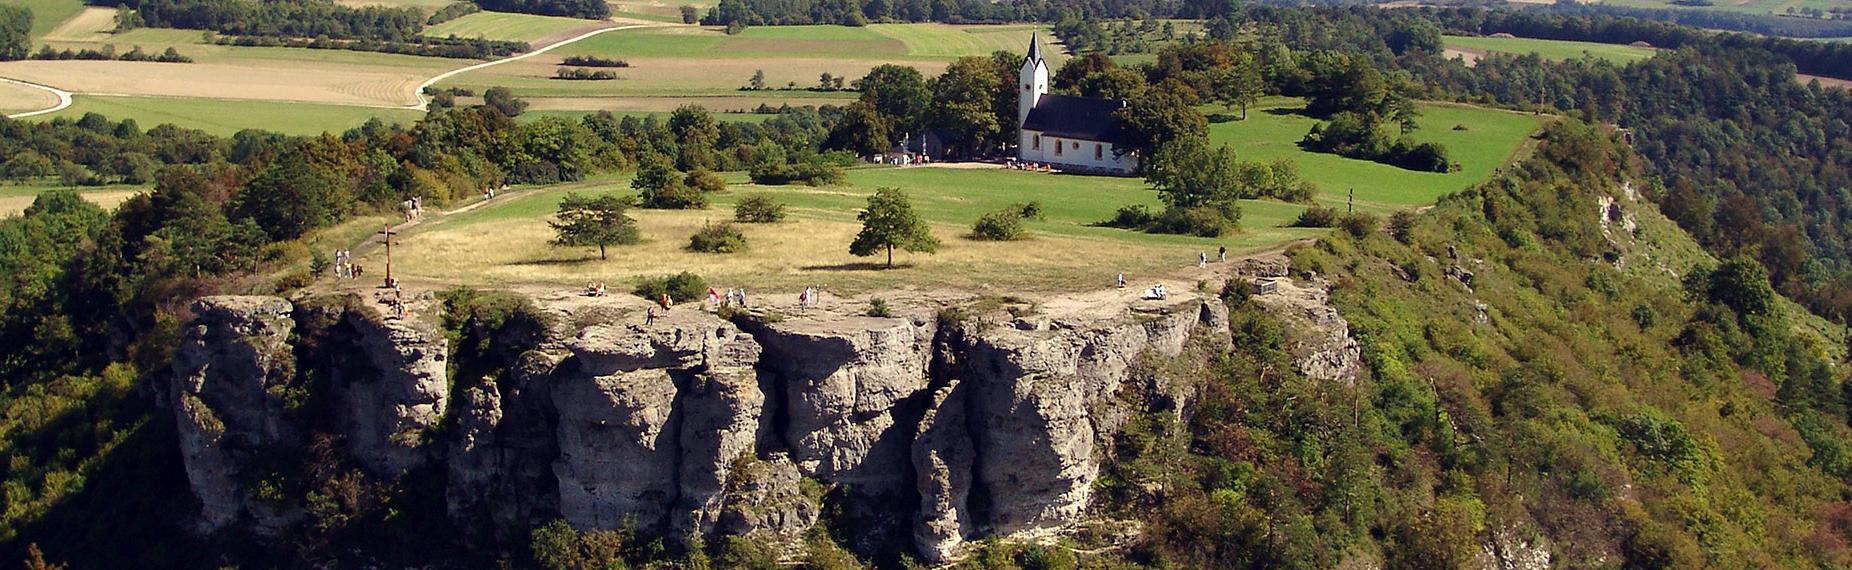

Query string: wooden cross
[378,224,398,287]
[1347,188,1355,213]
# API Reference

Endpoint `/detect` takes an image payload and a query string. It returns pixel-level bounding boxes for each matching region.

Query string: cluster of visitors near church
[331,249,363,280]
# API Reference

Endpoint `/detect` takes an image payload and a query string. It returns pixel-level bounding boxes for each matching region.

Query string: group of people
[1125,246,1233,301]
[332,249,364,280]
[797,285,825,311]
[583,282,608,297]
[401,196,425,223]
[375,287,408,320]
[481,185,502,201]
[871,153,933,166]
[707,287,749,309]
[1197,246,1229,268]
[1005,159,1059,172]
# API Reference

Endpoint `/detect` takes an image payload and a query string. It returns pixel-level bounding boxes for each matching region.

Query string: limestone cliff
[167,283,1267,561]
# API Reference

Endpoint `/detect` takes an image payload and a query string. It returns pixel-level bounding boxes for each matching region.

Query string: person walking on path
[646,306,657,325]
[1218,246,1227,263]
[1198,252,1208,268]
[1117,272,1126,289]
[660,293,673,311]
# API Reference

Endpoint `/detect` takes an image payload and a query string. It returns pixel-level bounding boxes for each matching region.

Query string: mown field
[377,99,1541,292]
[421,10,604,43]
[434,23,1056,112]
[38,95,424,136]
[1443,34,1659,63]
[609,0,712,22]
[0,80,58,113]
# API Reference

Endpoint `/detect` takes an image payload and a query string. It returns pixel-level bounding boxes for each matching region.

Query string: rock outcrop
[170,296,300,534]
[168,288,1244,560]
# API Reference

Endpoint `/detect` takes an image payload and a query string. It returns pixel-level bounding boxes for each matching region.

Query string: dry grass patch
[438,55,932,99]
[523,95,853,112]
[381,205,1202,294]
[0,60,426,106]
[0,189,141,217]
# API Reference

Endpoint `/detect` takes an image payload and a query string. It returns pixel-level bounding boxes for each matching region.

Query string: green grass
[420,10,598,43]
[34,95,423,136]
[1444,35,1659,64]
[565,25,906,59]
[1,0,86,40]
[866,23,1052,60]
[518,110,778,124]
[1207,97,1546,212]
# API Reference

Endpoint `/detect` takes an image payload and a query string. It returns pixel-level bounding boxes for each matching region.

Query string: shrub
[680,5,699,23]
[1387,210,1418,243]
[867,298,892,317]
[1293,205,1340,228]
[685,168,727,193]
[638,181,707,209]
[634,272,707,303]
[734,193,787,223]
[1014,201,1046,220]
[1338,212,1379,238]
[1102,204,1156,229]
[972,210,1026,241]
[1151,205,1236,237]
[689,223,747,253]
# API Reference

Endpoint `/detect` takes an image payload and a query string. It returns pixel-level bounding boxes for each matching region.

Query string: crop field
[0,183,145,217]
[38,95,423,136]
[39,6,115,42]
[374,97,1541,292]
[1443,35,1658,64]
[421,11,606,43]
[334,0,459,10]
[0,80,58,113]
[436,23,1061,113]
[608,0,712,22]
[1597,0,1852,16]
[1208,97,1546,211]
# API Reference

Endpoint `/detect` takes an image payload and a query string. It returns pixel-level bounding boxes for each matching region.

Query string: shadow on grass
[509,256,606,267]
[1263,106,1316,118]
[801,262,916,271]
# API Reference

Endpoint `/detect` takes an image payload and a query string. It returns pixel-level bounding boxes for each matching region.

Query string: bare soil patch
[42,7,118,43]
[1799,73,1852,90]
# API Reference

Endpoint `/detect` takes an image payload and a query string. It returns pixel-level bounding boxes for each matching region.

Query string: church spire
[1026,33,1042,64]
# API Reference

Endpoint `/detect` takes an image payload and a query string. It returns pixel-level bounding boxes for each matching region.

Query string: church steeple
[1018,34,1049,128]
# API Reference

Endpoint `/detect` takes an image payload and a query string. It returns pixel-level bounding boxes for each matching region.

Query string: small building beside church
[1015,36,1138,174]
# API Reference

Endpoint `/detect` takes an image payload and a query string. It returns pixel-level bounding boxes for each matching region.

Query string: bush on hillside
[971,209,1026,241]
[1293,205,1341,228]
[1338,212,1379,238]
[634,272,706,303]
[1151,205,1235,237]
[733,193,787,223]
[689,223,747,253]
[686,168,727,193]
[1101,204,1156,229]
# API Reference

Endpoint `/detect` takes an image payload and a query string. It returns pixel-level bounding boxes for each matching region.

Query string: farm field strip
[421,11,608,43]
[1442,34,1659,63]
[35,94,425,135]
[6,0,87,40]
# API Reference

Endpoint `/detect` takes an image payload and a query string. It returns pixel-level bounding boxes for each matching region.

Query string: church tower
[1018,34,1048,129]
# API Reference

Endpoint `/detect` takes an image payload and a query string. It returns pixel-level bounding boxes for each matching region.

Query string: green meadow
[1444,34,1659,64]
[1207,97,1545,212]
[39,95,423,136]
[2,0,86,40]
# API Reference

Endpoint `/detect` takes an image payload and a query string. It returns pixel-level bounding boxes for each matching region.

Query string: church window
[1032,135,1041,150]
[1095,144,1102,160]
[1054,140,1062,156]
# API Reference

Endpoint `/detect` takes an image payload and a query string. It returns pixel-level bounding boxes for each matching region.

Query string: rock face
[170,296,299,534]
[168,290,1243,560]
[329,311,450,476]
[1247,277,1363,385]
[550,312,768,536]
[748,316,938,494]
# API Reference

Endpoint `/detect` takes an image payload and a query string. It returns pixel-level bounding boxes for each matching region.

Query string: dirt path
[1,77,74,119]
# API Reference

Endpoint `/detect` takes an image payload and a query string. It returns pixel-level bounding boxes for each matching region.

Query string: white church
[1015,36,1139,174]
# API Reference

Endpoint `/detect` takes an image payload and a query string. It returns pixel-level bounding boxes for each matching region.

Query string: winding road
[0,22,656,118]
[1,77,74,119]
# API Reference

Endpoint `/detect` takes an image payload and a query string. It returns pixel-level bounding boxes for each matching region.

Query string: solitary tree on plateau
[850,187,937,268]
[549,192,639,260]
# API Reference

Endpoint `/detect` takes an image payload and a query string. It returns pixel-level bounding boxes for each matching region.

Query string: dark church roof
[1021,94,1127,142]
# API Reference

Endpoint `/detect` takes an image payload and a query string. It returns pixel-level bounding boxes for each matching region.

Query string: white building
[1015,36,1138,174]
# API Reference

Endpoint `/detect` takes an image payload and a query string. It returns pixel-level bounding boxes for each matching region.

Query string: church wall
[1019,130,1137,173]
